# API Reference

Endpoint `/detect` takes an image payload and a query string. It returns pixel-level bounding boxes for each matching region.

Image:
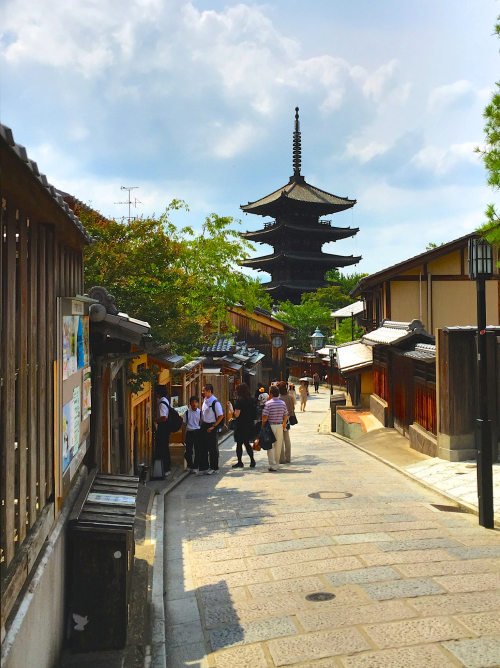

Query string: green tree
[79,201,268,351]
[275,299,332,350]
[477,17,500,249]
[301,284,353,311]
[333,317,365,345]
[325,269,369,296]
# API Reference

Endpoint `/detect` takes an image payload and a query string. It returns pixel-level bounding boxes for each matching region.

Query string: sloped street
[162,389,500,667]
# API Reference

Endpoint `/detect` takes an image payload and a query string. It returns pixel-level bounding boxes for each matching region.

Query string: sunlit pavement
[162,387,500,667]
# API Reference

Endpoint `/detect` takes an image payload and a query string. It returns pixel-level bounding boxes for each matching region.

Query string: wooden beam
[28,222,39,526]
[37,225,47,507]
[1,207,17,567]
[17,215,29,544]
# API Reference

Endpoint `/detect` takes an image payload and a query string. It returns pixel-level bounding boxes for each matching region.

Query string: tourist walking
[313,372,320,393]
[261,385,288,471]
[278,381,295,463]
[299,379,309,411]
[182,395,201,473]
[288,383,297,405]
[257,386,269,417]
[154,385,171,478]
[198,384,224,475]
[227,383,256,468]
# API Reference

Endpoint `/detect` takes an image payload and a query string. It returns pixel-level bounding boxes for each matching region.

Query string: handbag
[289,414,298,426]
[228,418,237,430]
[258,421,276,450]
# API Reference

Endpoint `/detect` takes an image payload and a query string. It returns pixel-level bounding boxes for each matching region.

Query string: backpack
[211,397,225,433]
[161,398,183,433]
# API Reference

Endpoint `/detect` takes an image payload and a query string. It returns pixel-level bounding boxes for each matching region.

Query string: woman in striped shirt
[261,386,288,471]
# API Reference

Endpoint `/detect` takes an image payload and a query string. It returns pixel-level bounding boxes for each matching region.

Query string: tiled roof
[331,301,364,318]
[202,337,236,355]
[241,175,356,216]
[336,340,373,373]
[0,124,91,244]
[362,319,428,346]
[243,221,358,242]
[243,250,361,267]
[402,343,436,362]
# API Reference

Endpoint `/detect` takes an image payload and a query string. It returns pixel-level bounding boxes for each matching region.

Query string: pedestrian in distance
[154,385,171,479]
[299,379,309,412]
[278,381,295,464]
[198,384,224,475]
[261,385,288,471]
[182,395,201,473]
[288,383,297,405]
[257,386,269,418]
[227,382,257,468]
[313,372,320,393]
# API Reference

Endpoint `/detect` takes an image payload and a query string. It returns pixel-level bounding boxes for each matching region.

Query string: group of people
[154,383,224,478]
[154,377,313,479]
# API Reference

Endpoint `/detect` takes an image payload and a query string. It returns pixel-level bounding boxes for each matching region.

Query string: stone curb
[330,430,500,530]
[149,430,234,666]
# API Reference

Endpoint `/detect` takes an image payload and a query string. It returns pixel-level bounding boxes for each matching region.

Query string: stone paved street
[163,388,500,667]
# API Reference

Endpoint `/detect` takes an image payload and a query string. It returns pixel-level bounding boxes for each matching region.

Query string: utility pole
[115,186,141,222]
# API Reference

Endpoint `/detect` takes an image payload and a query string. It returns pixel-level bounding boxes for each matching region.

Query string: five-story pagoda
[241,108,361,304]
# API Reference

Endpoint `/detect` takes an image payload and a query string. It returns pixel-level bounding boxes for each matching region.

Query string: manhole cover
[305,592,336,602]
[308,491,352,499]
[431,504,466,513]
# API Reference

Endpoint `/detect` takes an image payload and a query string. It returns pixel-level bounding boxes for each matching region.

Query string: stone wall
[409,422,438,457]
[370,394,388,427]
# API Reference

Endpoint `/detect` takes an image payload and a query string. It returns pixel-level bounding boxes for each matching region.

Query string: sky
[1,0,499,277]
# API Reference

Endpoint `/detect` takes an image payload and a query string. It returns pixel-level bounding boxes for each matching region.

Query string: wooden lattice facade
[0,125,89,627]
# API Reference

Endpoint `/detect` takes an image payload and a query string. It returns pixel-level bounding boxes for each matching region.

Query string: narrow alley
[162,389,500,667]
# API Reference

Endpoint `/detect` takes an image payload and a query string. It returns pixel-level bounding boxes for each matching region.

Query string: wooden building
[352,232,500,333]
[1,124,93,666]
[228,304,293,385]
[241,108,360,304]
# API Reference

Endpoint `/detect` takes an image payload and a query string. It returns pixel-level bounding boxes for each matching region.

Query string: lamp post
[329,347,336,395]
[468,237,494,529]
[310,327,325,383]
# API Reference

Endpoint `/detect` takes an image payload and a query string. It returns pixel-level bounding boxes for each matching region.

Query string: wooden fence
[0,198,83,575]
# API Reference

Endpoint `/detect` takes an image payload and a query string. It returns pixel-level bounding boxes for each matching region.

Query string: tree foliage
[477,17,500,247]
[333,317,365,345]
[79,201,269,352]
[275,299,332,351]
[325,269,369,296]
[301,284,353,311]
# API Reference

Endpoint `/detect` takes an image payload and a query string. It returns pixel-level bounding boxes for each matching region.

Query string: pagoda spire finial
[293,106,302,177]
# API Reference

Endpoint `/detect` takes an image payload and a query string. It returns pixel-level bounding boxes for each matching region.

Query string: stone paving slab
[455,610,500,636]
[210,616,298,651]
[324,565,401,587]
[434,571,500,593]
[409,590,500,616]
[362,615,470,648]
[210,643,270,668]
[442,636,500,667]
[360,577,445,600]
[360,547,458,566]
[267,628,371,666]
[296,599,416,633]
[339,643,457,668]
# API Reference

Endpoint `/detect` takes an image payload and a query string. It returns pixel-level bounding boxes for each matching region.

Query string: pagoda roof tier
[243,220,359,242]
[242,250,361,270]
[260,280,326,301]
[241,175,356,217]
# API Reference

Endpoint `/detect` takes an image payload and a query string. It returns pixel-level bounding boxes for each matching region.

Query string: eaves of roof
[0,124,91,244]
[351,232,480,297]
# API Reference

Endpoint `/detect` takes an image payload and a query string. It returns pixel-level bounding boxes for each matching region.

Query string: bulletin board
[56,297,92,503]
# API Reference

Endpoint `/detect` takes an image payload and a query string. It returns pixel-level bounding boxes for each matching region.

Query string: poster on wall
[73,386,81,453]
[62,399,74,473]
[62,316,77,380]
[82,367,91,419]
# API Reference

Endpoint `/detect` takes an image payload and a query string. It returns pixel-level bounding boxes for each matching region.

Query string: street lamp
[468,236,494,529]
[310,327,325,350]
[329,347,336,395]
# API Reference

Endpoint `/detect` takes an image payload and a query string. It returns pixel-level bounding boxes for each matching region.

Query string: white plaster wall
[2,530,66,668]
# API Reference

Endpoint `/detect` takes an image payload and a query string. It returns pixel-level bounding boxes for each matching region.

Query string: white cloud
[345,140,388,163]
[427,80,475,112]
[361,59,398,102]
[211,121,259,159]
[411,141,479,175]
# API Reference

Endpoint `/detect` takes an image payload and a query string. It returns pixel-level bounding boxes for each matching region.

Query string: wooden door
[392,355,414,437]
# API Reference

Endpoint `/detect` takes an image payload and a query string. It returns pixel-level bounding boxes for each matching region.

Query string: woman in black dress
[227,383,256,468]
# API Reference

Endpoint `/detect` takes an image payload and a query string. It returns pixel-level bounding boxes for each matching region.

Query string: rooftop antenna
[292,106,302,177]
[115,186,141,222]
